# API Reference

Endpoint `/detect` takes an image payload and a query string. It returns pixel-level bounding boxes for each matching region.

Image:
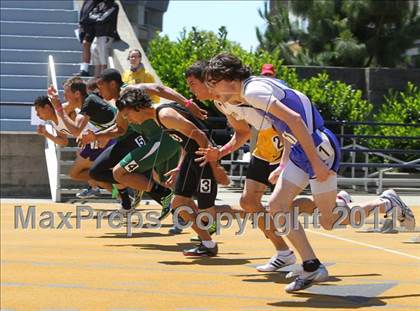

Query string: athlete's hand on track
[195,146,219,166]
[268,166,282,185]
[80,129,96,145]
[97,136,110,148]
[37,125,47,136]
[47,85,62,111]
[185,100,208,120]
[164,167,180,188]
[313,160,335,182]
[76,135,86,148]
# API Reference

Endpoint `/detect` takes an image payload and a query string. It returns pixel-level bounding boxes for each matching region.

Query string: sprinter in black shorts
[116,88,246,257]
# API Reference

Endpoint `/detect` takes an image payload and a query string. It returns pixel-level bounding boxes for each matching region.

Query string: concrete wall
[288,66,420,107]
[1,132,50,198]
[120,0,169,49]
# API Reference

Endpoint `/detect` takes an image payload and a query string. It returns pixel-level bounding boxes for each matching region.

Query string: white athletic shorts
[91,36,114,65]
[281,131,338,194]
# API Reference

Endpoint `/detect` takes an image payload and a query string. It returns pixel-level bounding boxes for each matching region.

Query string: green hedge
[148,27,299,101]
[292,73,372,122]
[355,82,420,151]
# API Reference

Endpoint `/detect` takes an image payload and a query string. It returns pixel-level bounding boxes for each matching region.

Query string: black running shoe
[183,243,218,257]
[119,189,132,213]
[78,70,89,77]
[158,191,173,221]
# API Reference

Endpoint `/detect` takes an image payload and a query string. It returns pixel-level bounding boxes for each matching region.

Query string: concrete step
[0,118,35,132]
[1,75,69,89]
[1,0,74,10]
[60,174,72,180]
[60,188,112,197]
[1,62,79,76]
[0,8,78,23]
[1,21,79,37]
[60,160,75,166]
[0,49,82,63]
[0,88,64,103]
[0,104,31,119]
[1,35,81,50]
[61,147,79,152]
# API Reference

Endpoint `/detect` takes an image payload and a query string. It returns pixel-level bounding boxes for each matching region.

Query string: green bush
[148,27,300,101]
[293,73,373,122]
[355,82,420,151]
[148,28,371,122]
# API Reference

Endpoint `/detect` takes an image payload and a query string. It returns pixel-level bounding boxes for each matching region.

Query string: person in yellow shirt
[122,49,159,102]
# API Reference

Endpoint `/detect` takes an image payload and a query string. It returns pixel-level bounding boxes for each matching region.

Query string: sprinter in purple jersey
[203,53,415,292]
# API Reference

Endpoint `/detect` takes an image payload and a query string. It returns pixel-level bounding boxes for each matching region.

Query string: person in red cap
[261,63,276,77]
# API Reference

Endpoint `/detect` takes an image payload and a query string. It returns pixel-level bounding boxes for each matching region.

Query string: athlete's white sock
[80,63,89,72]
[202,240,216,248]
[277,249,292,257]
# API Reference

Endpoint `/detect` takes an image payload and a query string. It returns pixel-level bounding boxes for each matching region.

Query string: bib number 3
[200,179,211,194]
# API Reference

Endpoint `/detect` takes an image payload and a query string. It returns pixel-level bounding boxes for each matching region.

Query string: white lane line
[307,230,420,261]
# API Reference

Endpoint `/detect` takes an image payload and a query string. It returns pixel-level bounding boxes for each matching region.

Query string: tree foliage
[355,82,420,151]
[257,0,420,67]
[148,27,297,99]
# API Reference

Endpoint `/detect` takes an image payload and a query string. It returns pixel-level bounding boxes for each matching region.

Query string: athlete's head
[205,53,251,103]
[116,88,152,123]
[86,77,100,95]
[185,60,213,101]
[34,95,55,121]
[97,68,123,100]
[127,49,142,68]
[63,76,87,103]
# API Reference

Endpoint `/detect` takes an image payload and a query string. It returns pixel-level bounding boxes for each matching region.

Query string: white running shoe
[76,187,101,199]
[256,251,296,272]
[336,190,352,207]
[285,264,329,292]
[379,189,416,231]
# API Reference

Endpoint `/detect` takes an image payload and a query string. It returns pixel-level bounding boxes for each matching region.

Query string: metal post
[351,138,356,190]
[364,153,369,192]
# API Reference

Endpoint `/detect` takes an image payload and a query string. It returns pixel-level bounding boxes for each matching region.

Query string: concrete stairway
[0,1,98,201]
[0,0,81,132]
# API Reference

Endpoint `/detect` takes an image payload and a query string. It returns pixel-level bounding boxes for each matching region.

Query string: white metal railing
[108,56,115,69]
[45,55,61,202]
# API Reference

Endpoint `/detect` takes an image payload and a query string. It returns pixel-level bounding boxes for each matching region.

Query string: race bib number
[90,140,99,149]
[282,132,298,145]
[169,133,183,143]
[317,140,334,161]
[135,135,146,147]
[200,179,211,194]
[125,160,139,172]
[272,135,283,150]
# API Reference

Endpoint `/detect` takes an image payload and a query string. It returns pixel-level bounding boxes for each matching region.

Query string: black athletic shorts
[174,153,217,210]
[246,156,279,186]
[80,25,95,43]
